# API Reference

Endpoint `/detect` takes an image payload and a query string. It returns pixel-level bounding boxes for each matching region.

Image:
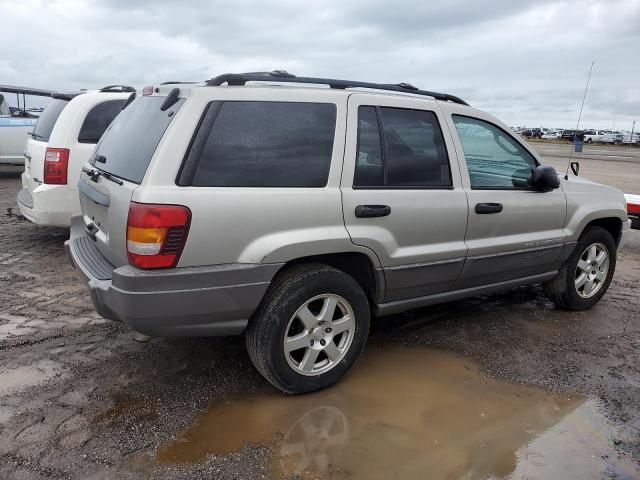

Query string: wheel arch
[272,252,384,306]
[581,217,623,246]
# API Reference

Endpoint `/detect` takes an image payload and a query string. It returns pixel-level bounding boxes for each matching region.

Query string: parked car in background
[626,194,640,229]
[65,71,631,394]
[0,85,52,165]
[521,127,543,138]
[622,132,640,145]
[600,132,624,144]
[561,129,584,141]
[17,86,134,227]
[584,129,607,143]
[542,129,563,139]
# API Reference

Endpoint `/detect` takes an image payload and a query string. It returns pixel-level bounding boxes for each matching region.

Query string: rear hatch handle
[78,177,110,207]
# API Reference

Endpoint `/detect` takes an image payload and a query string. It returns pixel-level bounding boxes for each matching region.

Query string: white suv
[17,86,135,227]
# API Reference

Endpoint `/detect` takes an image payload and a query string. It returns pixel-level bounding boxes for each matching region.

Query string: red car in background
[626,194,640,230]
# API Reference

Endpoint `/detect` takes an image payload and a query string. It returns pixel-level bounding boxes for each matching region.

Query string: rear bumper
[17,174,78,227]
[64,215,280,336]
[0,155,24,165]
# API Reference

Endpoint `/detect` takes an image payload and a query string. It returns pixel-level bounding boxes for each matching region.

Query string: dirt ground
[0,143,639,479]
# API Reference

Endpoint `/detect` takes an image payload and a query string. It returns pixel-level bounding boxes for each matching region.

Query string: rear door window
[33,99,68,142]
[78,99,126,144]
[91,96,184,184]
[179,101,337,187]
[353,106,452,188]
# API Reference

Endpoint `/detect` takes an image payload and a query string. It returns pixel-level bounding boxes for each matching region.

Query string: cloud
[1,0,638,129]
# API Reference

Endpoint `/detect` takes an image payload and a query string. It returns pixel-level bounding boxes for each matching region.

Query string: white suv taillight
[126,202,191,269]
[43,148,70,184]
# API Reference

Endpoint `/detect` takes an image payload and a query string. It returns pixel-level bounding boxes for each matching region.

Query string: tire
[543,226,616,310]
[245,263,370,394]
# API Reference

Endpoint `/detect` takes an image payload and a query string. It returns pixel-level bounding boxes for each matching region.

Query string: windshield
[91,96,184,184]
[33,98,68,141]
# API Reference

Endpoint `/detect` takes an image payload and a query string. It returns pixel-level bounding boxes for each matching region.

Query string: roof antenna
[565,61,595,180]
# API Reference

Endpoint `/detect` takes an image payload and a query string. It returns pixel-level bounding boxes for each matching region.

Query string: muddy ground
[0,144,639,479]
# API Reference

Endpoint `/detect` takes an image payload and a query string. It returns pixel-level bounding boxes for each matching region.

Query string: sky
[1,0,639,130]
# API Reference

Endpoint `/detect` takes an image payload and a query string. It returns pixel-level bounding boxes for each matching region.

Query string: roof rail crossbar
[99,85,136,93]
[205,71,469,105]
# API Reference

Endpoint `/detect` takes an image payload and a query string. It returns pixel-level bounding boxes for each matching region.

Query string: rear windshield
[78,99,126,144]
[91,96,184,183]
[33,99,68,142]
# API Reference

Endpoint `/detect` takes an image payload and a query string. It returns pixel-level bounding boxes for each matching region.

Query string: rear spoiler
[52,91,84,101]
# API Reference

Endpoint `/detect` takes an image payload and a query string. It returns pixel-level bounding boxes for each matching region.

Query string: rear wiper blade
[81,166,123,185]
[28,132,44,139]
[100,171,123,185]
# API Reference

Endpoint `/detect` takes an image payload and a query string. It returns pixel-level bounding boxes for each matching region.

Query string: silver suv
[66,71,632,393]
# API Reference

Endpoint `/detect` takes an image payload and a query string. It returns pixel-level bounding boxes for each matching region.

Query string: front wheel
[246,264,370,394]
[544,226,617,310]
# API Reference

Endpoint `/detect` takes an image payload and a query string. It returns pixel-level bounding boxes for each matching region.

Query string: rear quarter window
[33,99,68,142]
[178,101,337,187]
[78,99,126,144]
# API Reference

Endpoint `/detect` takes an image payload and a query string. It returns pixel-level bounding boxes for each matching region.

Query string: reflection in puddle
[156,347,638,479]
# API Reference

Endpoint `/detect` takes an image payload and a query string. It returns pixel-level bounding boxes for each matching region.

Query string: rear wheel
[543,227,616,310]
[246,264,370,394]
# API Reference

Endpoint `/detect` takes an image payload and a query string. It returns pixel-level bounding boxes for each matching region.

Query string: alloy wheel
[283,294,355,376]
[574,242,609,298]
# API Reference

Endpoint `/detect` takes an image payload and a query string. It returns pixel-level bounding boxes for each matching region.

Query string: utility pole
[631,121,636,147]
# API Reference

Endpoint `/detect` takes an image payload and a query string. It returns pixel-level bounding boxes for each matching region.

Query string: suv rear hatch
[78,94,184,267]
[23,98,69,190]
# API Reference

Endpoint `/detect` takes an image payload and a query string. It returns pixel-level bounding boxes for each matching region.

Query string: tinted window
[33,99,68,142]
[91,96,184,184]
[453,115,537,189]
[184,102,336,187]
[354,106,451,188]
[354,106,383,187]
[78,99,126,143]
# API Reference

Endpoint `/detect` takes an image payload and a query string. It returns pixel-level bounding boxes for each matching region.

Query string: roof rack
[99,85,136,93]
[205,70,469,106]
[160,81,199,85]
[0,85,54,97]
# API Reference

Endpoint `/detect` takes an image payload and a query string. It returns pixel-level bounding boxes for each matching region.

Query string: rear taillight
[43,148,70,184]
[126,202,191,269]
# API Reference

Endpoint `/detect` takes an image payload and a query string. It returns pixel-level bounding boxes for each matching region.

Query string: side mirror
[532,165,560,191]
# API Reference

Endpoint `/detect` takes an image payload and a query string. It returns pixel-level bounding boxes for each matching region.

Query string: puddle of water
[155,347,638,479]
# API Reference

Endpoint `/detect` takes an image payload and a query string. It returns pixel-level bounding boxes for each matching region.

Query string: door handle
[475,202,503,214]
[355,205,391,218]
